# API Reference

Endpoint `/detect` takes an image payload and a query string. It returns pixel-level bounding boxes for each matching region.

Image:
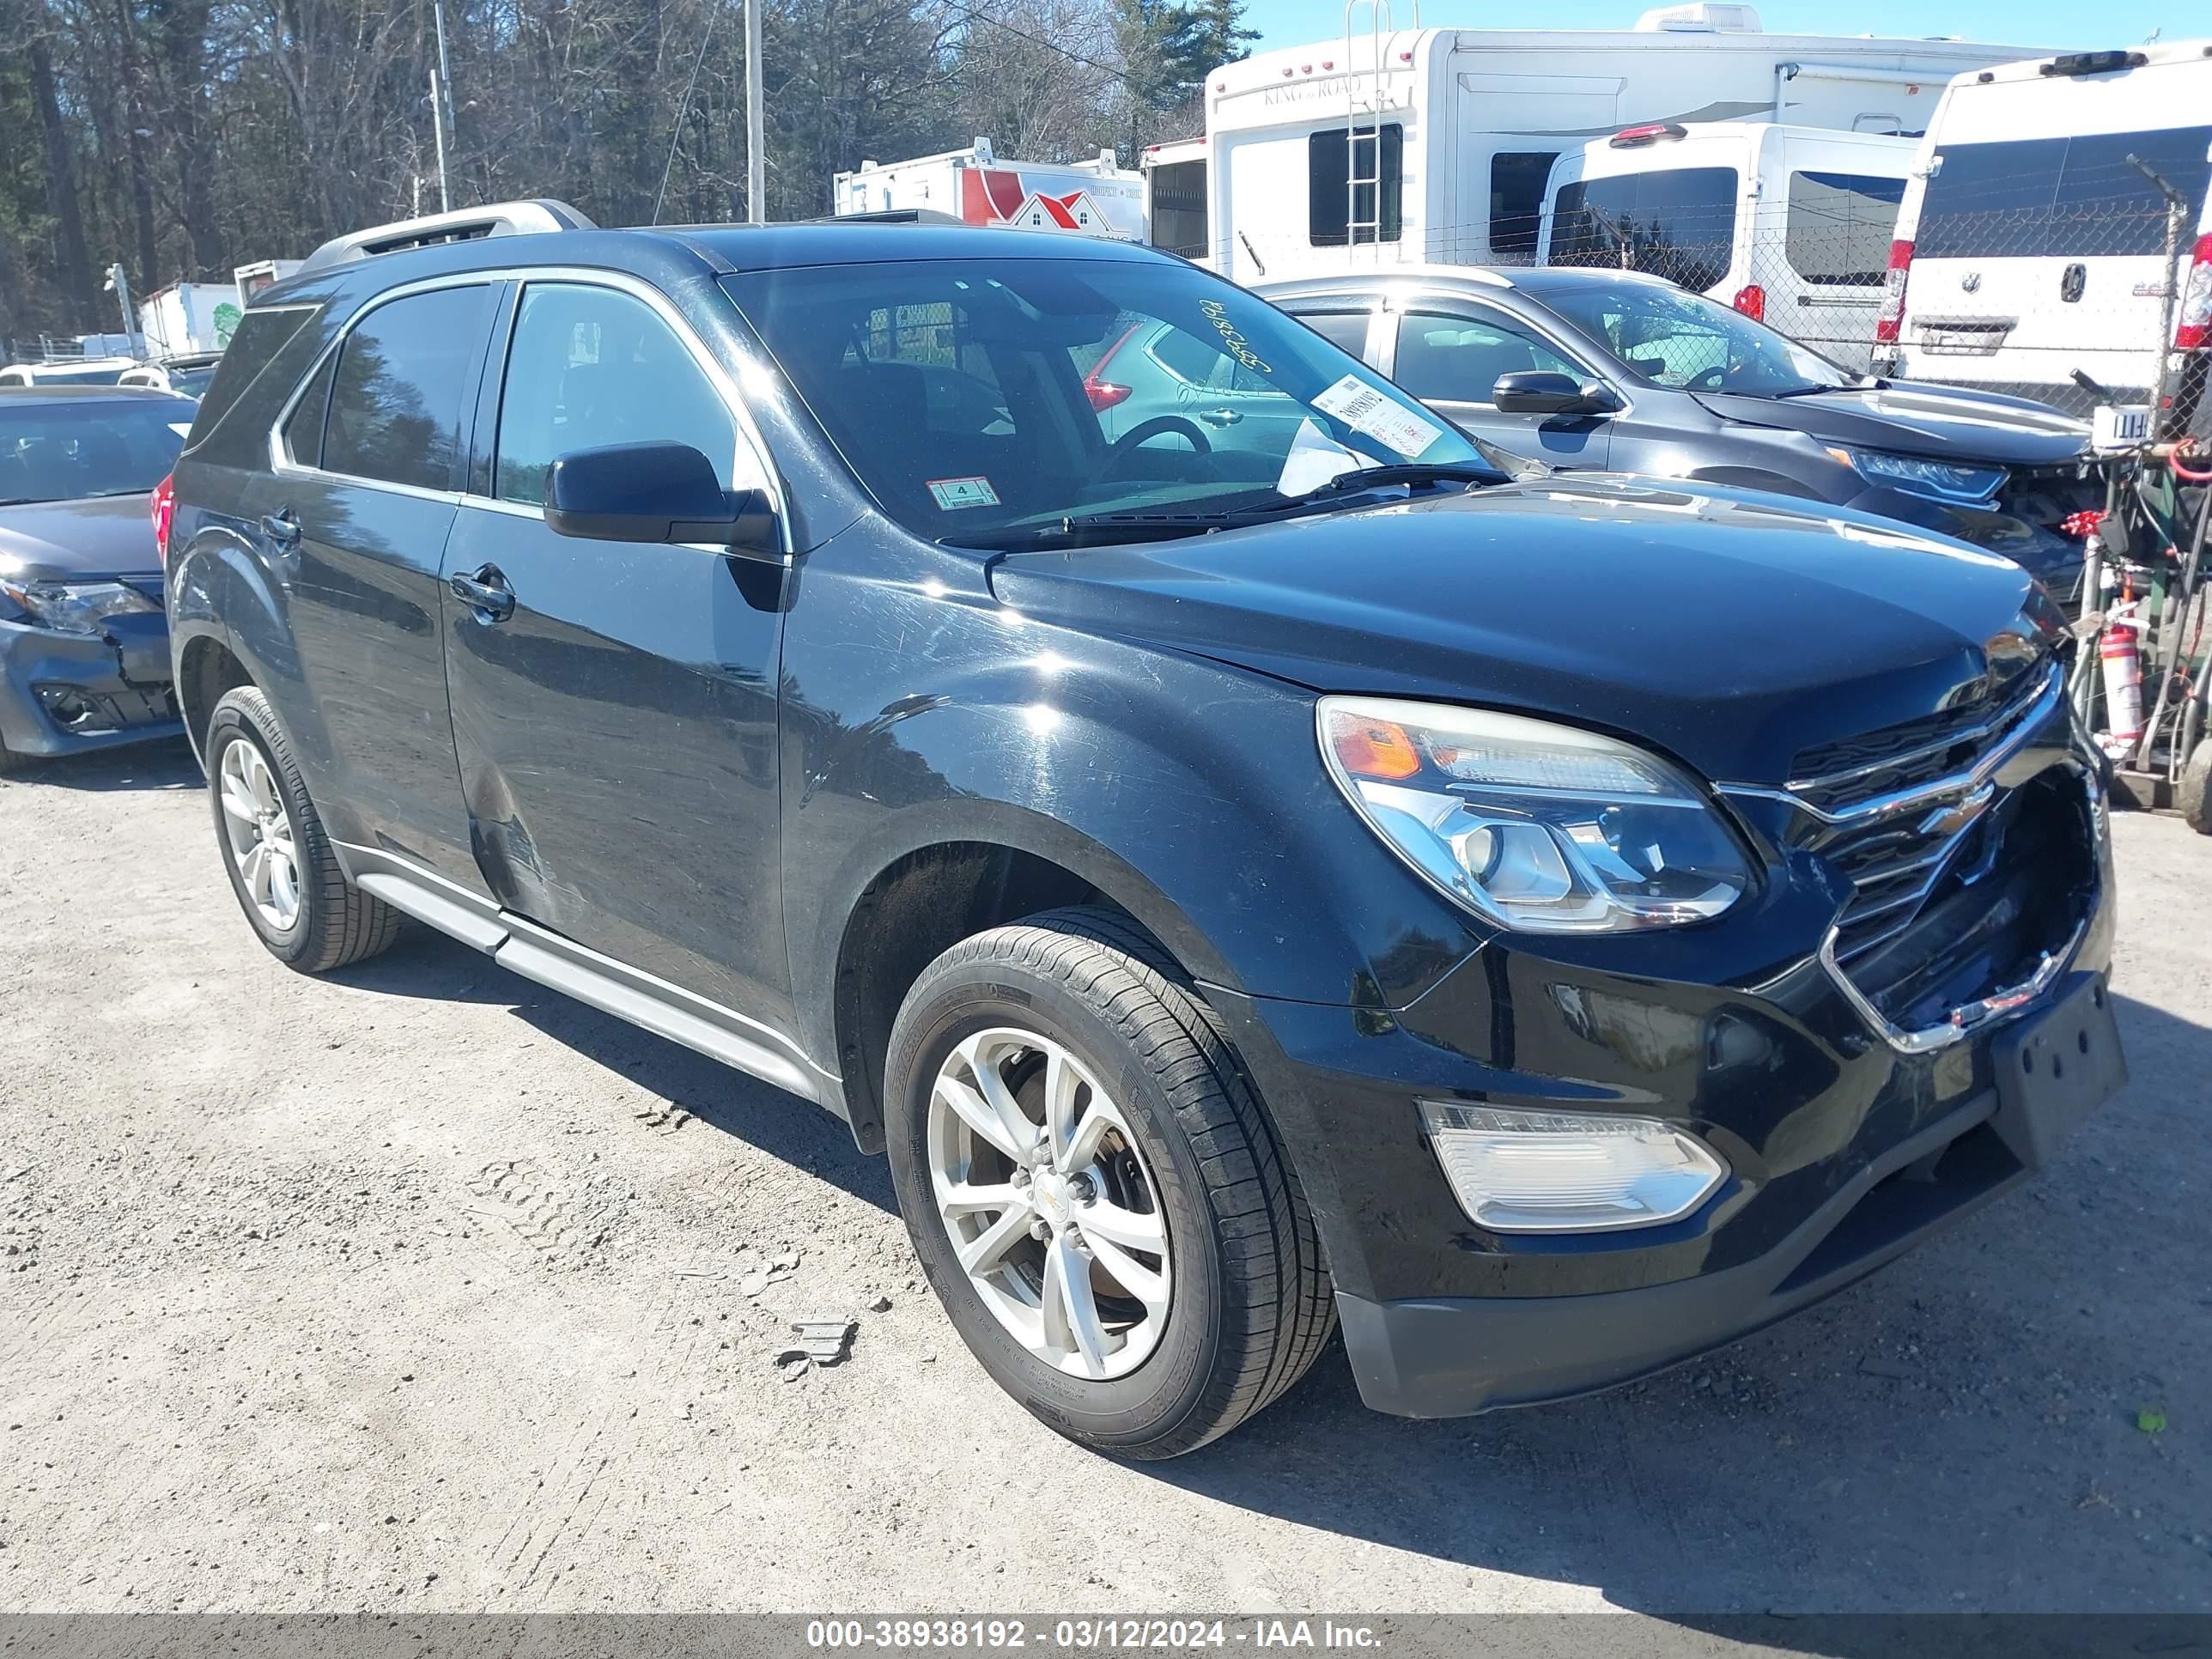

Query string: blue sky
[1250,0,2179,53]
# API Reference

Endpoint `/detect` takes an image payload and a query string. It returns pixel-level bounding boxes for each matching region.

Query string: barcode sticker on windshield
[927,476,1000,511]
[1311,375,1443,459]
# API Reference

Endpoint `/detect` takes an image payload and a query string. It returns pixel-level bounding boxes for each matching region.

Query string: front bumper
[1208,723,2119,1419]
[0,612,180,759]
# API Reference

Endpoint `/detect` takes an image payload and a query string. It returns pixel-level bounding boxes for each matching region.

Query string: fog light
[1418,1101,1727,1233]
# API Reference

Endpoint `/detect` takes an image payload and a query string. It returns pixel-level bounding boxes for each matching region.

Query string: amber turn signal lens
[1328,713,1421,780]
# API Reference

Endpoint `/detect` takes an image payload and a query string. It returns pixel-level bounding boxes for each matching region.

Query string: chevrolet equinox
[164,204,2124,1459]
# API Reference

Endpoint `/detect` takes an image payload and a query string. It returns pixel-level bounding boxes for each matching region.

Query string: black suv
[166,205,2124,1459]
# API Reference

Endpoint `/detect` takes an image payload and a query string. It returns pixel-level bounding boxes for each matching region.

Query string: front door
[1383,303,1614,470]
[438,277,793,1028]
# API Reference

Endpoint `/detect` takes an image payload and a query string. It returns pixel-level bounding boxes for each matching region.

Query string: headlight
[1318,696,1751,933]
[1828,445,2004,504]
[0,579,161,635]
[1419,1101,1728,1231]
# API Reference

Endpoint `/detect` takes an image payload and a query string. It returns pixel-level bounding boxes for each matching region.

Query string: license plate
[1990,972,2127,1169]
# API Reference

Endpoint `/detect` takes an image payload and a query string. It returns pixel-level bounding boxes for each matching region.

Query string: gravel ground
[2,738,2208,1623]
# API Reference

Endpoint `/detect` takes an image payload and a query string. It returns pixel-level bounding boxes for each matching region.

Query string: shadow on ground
[326,923,2212,1626]
[2,737,199,792]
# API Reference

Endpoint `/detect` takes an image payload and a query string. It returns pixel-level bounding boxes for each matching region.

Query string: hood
[0,493,161,584]
[988,477,2063,786]
[1692,380,2089,467]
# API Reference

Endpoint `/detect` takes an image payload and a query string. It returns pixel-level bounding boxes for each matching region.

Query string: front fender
[777,523,1490,1071]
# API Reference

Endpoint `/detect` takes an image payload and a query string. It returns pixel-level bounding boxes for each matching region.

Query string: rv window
[1550,167,1738,293]
[1309,124,1403,247]
[1786,171,1906,287]
[1490,154,1559,258]
[1917,125,2212,259]
[1148,161,1208,258]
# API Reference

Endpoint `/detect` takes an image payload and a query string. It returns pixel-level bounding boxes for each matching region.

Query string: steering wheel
[1686,366,1729,392]
[1100,415,1212,480]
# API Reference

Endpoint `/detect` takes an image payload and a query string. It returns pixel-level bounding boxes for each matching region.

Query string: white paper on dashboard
[1274,418,1364,495]
[1310,374,1445,459]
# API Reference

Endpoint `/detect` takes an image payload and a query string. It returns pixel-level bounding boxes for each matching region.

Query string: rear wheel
[884,907,1334,1459]
[205,685,403,972]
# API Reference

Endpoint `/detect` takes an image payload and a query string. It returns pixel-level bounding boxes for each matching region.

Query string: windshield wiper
[1289,462,1504,502]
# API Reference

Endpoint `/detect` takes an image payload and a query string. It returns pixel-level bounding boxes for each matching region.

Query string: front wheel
[884,908,1334,1459]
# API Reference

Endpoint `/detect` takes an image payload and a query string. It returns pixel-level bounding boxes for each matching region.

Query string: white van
[1537,122,1913,371]
[1875,44,2212,424]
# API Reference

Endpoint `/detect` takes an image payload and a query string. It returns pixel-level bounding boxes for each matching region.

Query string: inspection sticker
[1311,374,1444,459]
[927,476,1000,511]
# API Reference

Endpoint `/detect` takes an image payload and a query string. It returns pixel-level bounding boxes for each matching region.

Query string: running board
[339,843,834,1109]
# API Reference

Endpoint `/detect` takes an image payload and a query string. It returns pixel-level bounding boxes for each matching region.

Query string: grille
[1784,659,2075,992]
[1789,659,2060,817]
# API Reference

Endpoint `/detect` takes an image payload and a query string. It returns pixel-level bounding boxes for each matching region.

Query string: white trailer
[137,283,233,356]
[1202,3,2053,288]
[833,137,1145,240]
[1141,137,1211,260]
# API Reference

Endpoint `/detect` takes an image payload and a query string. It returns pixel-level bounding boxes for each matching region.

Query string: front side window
[495,283,739,507]
[1550,167,1740,293]
[1490,153,1559,257]
[726,258,1487,544]
[1393,309,1584,404]
[322,284,493,491]
[1538,281,1852,395]
[1309,124,1403,246]
[1917,125,2212,259]
[1786,170,1907,286]
[0,398,191,504]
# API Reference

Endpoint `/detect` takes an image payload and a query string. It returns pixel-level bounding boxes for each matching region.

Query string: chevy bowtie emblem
[1960,270,1983,294]
[1920,781,1996,839]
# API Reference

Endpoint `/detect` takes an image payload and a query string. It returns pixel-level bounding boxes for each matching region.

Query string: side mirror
[1492,370,1617,416]
[544,441,780,556]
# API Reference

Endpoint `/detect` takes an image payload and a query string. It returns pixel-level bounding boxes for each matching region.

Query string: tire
[0,739,31,775]
[204,684,403,972]
[884,906,1334,1459]
[2183,738,2212,836]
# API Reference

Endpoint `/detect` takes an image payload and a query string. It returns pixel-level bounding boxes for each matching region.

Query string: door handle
[260,509,301,548]
[449,563,516,623]
[1197,408,1243,426]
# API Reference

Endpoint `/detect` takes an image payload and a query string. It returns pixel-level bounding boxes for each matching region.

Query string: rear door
[1899,65,2212,406]
[270,279,499,892]
[438,275,793,1027]
[1763,136,1909,374]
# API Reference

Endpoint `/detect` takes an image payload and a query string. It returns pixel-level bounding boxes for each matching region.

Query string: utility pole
[432,0,456,136]
[101,262,141,360]
[429,67,451,213]
[745,0,765,223]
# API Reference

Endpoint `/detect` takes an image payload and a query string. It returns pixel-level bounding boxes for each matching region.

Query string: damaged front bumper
[0,610,181,759]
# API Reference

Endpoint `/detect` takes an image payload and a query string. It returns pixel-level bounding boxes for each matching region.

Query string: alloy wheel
[217,737,301,932]
[927,1027,1174,1379]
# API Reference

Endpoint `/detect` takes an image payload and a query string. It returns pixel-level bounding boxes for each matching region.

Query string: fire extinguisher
[2100,583,2145,757]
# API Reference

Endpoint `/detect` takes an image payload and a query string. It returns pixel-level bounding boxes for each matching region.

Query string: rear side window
[1786,171,1906,286]
[1309,123,1403,246]
[1393,309,1583,403]
[1490,152,1559,257]
[494,283,739,507]
[1292,311,1376,359]
[1551,167,1739,292]
[189,305,314,441]
[322,284,494,491]
[1917,125,2212,258]
[280,350,337,467]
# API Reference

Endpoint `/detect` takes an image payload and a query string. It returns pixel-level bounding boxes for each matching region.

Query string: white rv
[832,138,1145,241]
[1537,121,1915,370]
[1874,44,2212,423]
[1202,3,2048,288]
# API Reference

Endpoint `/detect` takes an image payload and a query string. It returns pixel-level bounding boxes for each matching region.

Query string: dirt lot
[2,738,2208,1623]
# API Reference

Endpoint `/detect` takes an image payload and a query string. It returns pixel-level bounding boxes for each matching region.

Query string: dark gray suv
[1261,266,2102,599]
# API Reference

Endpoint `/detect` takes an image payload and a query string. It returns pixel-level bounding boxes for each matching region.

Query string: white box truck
[833,137,1145,240]
[137,283,234,356]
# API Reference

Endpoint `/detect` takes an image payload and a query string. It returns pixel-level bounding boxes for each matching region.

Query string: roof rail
[295,199,597,277]
[809,207,968,226]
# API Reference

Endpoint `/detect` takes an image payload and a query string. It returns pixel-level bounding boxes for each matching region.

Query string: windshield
[1538,282,1855,397]
[0,399,191,504]
[725,258,1487,544]
[164,364,219,398]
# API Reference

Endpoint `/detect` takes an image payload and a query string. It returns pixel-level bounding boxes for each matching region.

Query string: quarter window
[321,285,492,490]
[495,283,739,507]
[280,349,337,468]
[1392,310,1582,404]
